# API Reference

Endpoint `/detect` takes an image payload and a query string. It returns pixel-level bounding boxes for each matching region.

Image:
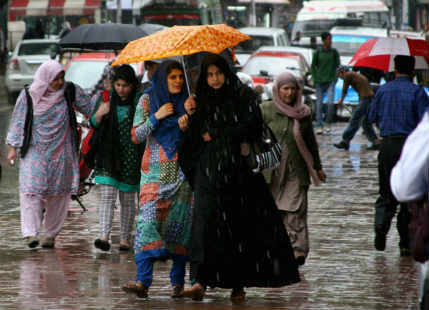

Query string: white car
[5,38,59,104]
[235,27,290,67]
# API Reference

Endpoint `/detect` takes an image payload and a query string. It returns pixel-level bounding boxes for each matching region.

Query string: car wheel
[6,89,18,105]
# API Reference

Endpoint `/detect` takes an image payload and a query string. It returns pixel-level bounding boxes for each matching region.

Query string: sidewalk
[0,121,420,310]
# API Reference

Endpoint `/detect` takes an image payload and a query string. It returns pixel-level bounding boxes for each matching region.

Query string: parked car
[241,46,313,102]
[5,38,59,104]
[64,52,143,93]
[241,46,311,88]
[235,27,290,67]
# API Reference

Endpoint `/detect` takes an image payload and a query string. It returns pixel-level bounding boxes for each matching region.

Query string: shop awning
[9,0,49,20]
[48,0,100,16]
[9,0,100,21]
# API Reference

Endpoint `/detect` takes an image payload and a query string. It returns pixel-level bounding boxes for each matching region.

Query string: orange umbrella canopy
[112,24,251,66]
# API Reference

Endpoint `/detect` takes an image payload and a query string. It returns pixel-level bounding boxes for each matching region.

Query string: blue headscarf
[145,60,187,159]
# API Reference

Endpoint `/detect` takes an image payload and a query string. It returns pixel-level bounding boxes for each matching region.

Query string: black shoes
[119,244,130,251]
[366,143,380,151]
[296,256,306,266]
[334,141,350,150]
[94,239,110,251]
[374,232,386,251]
[25,236,39,249]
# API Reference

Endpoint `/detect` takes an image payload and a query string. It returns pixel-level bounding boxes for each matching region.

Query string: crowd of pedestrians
[4,29,429,306]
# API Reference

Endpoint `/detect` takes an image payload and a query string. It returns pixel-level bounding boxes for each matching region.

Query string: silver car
[235,27,290,67]
[5,38,59,104]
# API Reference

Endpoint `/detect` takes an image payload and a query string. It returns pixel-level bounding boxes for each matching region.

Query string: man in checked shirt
[368,55,429,256]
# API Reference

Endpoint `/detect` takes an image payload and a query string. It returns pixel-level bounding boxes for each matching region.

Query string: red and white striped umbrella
[349,37,429,72]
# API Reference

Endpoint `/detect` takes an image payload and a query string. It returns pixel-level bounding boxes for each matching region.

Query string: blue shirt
[368,76,429,137]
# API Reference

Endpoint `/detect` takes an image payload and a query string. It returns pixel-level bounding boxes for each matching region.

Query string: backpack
[21,82,77,158]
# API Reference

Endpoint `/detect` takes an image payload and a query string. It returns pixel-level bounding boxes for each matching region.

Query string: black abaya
[179,54,300,288]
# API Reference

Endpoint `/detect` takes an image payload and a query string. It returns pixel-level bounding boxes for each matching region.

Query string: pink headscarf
[272,71,321,186]
[29,60,65,116]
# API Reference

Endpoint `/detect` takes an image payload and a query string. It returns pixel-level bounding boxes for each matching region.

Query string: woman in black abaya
[179,54,300,302]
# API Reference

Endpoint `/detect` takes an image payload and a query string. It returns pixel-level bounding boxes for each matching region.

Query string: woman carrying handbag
[179,54,300,302]
[260,71,326,266]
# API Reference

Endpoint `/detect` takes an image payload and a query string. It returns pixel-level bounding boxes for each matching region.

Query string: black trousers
[375,135,411,249]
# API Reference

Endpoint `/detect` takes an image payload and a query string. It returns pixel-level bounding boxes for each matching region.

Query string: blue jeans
[136,253,186,288]
[342,96,377,143]
[315,82,336,127]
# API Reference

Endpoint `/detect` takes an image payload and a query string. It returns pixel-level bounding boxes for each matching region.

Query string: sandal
[41,237,55,249]
[171,284,184,298]
[230,287,246,303]
[24,236,39,249]
[122,281,148,298]
[94,239,110,251]
[182,283,205,301]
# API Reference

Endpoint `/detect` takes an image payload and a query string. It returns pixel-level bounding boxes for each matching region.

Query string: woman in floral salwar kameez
[6,60,95,249]
[122,60,193,299]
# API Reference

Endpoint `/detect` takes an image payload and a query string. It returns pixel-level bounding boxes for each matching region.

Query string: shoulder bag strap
[64,82,79,153]
[21,86,33,158]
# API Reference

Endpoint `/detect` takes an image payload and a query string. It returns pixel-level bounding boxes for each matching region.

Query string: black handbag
[241,121,282,173]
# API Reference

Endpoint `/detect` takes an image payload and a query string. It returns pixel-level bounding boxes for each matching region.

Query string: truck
[291,0,390,46]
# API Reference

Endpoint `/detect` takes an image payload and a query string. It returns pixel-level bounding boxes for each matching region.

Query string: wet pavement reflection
[0,89,419,309]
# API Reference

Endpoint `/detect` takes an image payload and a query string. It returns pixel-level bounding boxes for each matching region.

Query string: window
[235,35,275,53]
[18,42,58,56]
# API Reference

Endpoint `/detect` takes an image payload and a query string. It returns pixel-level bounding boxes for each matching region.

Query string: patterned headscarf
[29,60,65,116]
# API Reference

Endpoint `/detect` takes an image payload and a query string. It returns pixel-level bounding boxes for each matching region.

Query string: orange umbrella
[111,24,251,66]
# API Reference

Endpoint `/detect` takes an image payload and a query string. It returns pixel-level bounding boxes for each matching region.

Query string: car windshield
[65,60,110,91]
[18,42,58,56]
[292,19,337,39]
[235,35,275,53]
[242,56,300,77]
[332,35,373,55]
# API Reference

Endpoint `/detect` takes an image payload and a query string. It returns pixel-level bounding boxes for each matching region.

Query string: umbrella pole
[181,56,191,96]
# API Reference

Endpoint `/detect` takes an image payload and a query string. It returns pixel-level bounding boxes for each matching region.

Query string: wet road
[0,82,420,309]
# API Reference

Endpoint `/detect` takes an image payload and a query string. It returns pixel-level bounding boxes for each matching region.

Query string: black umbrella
[139,23,168,35]
[59,23,149,51]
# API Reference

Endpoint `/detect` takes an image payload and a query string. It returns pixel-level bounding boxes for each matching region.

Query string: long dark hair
[112,64,140,89]
[196,54,241,100]
[90,64,141,177]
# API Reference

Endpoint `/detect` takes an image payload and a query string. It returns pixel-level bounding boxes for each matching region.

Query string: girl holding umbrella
[178,54,300,302]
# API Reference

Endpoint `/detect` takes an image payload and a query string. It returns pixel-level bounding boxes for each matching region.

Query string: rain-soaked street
[0,72,420,309]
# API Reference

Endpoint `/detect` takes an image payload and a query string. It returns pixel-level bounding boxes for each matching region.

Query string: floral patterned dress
[131,94,193,258]
[6,86,94,196]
